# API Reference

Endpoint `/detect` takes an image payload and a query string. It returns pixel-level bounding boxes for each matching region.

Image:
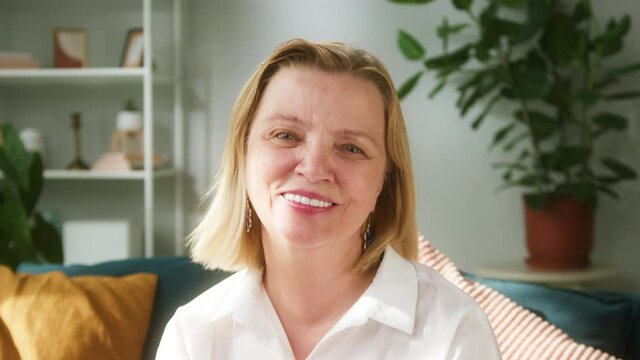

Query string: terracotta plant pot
[524,195,594,270]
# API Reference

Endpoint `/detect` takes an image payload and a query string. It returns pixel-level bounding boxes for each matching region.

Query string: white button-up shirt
[156,247,502,359]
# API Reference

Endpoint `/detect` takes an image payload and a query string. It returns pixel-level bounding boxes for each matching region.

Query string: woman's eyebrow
[339,129,380,147]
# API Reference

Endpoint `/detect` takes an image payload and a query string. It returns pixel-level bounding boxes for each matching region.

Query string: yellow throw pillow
[0,266,157,360]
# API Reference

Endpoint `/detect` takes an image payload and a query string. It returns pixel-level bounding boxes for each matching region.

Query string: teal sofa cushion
[470,274,640,360]
[17,257,230,360]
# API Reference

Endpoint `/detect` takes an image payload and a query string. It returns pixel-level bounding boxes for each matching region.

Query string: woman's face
[245,68,387,251]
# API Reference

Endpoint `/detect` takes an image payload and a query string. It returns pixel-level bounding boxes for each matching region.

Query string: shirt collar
[207,246,418,336]
[358,246,417,334]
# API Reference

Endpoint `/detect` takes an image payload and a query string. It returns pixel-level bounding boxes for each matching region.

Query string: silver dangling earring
[363,213,374,250]
[245,197,252,232]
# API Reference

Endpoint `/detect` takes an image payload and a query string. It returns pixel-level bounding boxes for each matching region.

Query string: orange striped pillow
[417,236,618,360]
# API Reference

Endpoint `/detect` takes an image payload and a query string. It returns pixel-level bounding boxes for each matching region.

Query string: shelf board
[0,68,173,85]
[41,168,178,180]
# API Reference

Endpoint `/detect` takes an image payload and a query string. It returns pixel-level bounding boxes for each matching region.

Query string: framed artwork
[54,28,88,68]
[120,28,144,68]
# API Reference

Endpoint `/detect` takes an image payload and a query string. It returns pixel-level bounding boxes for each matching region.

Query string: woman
[157,39,501,359]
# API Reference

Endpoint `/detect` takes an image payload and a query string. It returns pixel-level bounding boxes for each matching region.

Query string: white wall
[183,0,640,291]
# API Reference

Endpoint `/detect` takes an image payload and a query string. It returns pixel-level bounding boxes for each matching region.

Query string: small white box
[62,220,142,265]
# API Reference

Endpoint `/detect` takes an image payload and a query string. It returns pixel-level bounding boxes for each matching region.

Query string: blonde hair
[189,39,417,272]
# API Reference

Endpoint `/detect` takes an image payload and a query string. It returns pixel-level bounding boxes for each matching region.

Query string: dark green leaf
[570,182,597,207]
[527,111,556,141]
[388,0,435,3]
[592,112,628,131]
[0,123,31,192]
[428,79,447,98]
[0,187,34,262]
[556,146,591,170]
[524,193,549,210]
[23,153,43,215]
[452,0,472,10]
[512,68,551,100]
[573,0,591,23]
[503,132,528,152]
[576,89,601,105]
[398,30,426,60]
[596,185,619,199]
[492,161,527,171]
[397,71,423,100]
[472,94,500,130]
[607,62,640,76]
[602,158,637,179]
[437,21,469,40]
[593,16,631,57]
[540,14,582,65]
[424,45,471,72]
[32,213,63,264]
[604,91,640,101]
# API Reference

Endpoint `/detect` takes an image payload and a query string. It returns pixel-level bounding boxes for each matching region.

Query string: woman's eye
[275,132,296,141]
[343,145,364,155]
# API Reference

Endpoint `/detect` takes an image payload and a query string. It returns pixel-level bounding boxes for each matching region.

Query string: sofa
[16,257,640,360]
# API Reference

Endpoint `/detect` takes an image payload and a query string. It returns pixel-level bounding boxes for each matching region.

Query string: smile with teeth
[282,193,333,208]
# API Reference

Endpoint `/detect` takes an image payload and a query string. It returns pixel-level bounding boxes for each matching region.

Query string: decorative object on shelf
[0,51,41,69]
[0,123,63,270]
[19,127,47,167]
[391,0,639,269]
[120,28,144,68]
[66,112,90,170]
[54,28,88,68]
[92,99,166,171]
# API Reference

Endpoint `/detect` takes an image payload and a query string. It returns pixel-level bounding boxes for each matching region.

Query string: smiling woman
[156,39,502,360]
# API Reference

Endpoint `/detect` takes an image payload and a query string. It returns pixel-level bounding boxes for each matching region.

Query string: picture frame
[120,28,144,68]
[54,28,88,68]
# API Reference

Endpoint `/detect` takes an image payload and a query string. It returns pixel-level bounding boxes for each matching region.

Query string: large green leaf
[592,112,628,131]
[602,158,637,179]
[573,0,591,23]
[397,71,423,100]
[32,213,63,264]
[22,153,43,216]
[540,14,582,65]
[0,187,34,262]
[0,123,30,192]
[398,30,425,60]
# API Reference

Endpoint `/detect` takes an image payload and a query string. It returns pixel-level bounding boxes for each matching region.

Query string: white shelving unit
[0,0,185,257]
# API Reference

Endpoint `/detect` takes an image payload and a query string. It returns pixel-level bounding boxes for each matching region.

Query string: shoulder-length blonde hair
[189,39,417,273]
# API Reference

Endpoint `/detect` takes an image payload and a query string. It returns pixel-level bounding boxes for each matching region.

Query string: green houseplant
[392,0,638,268]
[0,123,63,270]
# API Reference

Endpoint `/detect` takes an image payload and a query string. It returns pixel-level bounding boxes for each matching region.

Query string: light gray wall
[183,0,640,292]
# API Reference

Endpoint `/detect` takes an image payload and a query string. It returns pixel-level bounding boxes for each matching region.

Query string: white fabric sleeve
[155,310,191,360]
[448,305,503,360]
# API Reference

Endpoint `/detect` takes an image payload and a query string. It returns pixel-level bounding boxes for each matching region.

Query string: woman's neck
[261,234,375,359]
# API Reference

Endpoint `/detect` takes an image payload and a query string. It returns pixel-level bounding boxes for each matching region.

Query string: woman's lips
[278,190,337,213]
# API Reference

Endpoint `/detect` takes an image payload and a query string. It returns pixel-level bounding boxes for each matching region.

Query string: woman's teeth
[282,193,332,208]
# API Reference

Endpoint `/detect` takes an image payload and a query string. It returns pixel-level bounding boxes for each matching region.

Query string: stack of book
[0,51,41,69]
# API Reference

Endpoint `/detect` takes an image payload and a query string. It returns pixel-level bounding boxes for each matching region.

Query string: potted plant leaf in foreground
[392,0,638,269]
[0,123,63,270]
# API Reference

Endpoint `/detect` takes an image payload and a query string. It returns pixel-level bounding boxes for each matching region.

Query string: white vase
[116,111,143,131]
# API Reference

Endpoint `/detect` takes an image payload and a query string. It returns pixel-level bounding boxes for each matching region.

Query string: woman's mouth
[281,193,334,208]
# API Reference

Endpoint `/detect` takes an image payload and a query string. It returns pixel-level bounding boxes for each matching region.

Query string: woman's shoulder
[410,261,481,310]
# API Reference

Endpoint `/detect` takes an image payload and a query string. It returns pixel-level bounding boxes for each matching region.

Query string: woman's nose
[295,143,335,183]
